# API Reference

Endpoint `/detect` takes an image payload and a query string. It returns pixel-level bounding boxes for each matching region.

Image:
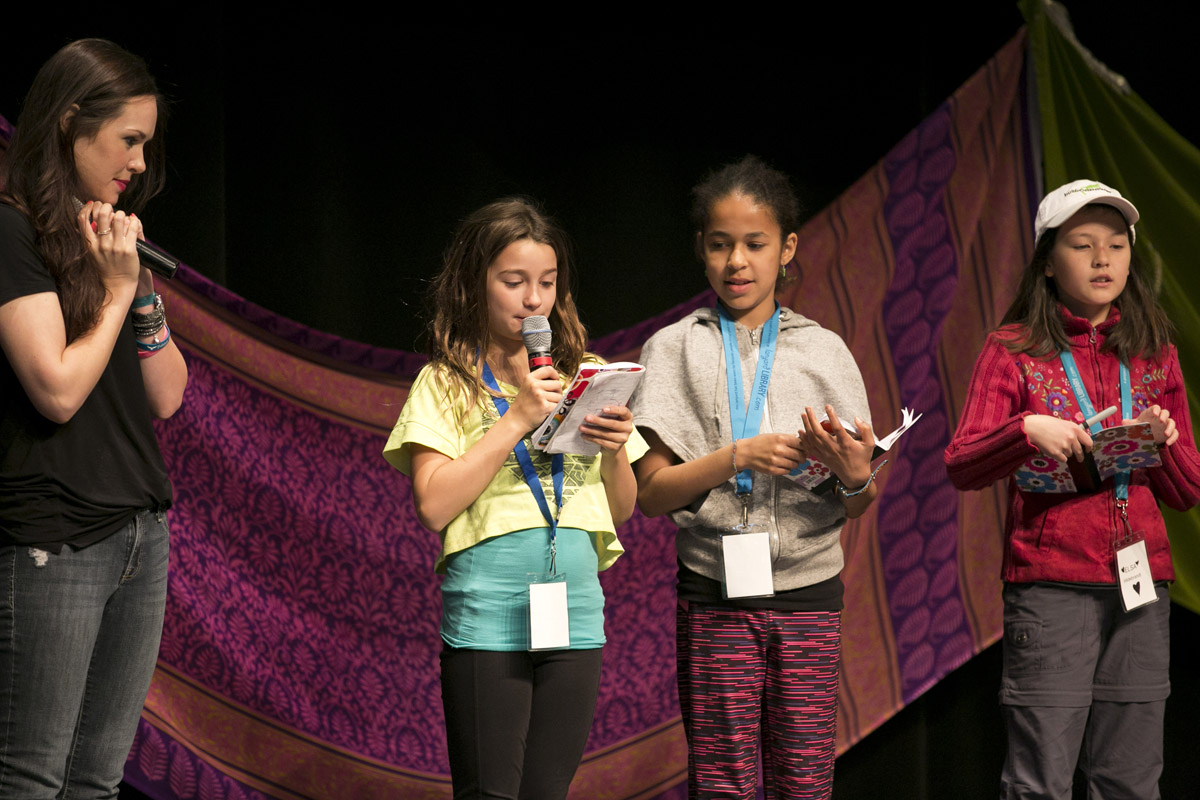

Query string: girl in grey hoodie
[632,156,880,799]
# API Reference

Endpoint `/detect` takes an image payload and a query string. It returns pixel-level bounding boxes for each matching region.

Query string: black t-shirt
[0,204,172,551]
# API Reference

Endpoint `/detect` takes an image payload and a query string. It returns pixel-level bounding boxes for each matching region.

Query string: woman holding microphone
[0,39,186,797]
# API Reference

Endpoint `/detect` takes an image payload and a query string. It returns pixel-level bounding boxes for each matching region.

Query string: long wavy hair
[0,39,166,343]
[999,205,1173,363]
[427,197,589,410]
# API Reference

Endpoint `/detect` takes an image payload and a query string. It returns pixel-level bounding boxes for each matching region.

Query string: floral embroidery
[1131,365,1168,414]
[1022,362,1075,419]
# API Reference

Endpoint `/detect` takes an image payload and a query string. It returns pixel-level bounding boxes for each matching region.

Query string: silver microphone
[521,316,553,371]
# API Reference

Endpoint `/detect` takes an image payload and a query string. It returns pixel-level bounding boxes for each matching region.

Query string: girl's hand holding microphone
[508,364,563,432]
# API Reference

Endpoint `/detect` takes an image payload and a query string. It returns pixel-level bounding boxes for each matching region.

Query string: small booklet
[789,407,922,493]
[1013,422,1161,493]
[531,362,645,456]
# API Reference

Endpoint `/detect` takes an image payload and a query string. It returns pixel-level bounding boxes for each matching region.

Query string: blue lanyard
[717,304,780,496]
[1058,351,1132,499]
[481,363,565,569]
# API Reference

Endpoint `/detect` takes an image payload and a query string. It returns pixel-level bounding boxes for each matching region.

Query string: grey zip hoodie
[631,306,871,591]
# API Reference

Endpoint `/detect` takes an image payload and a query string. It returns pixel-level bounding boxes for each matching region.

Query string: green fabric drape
[1023,0,1200,612]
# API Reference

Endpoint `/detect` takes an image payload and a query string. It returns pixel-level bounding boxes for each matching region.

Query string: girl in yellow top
[383,198,644,799]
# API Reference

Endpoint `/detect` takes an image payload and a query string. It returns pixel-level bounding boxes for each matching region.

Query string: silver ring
[97,229,112,236]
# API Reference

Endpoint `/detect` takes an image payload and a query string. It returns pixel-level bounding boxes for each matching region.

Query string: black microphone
[521,316,553,371]
[72,197,178,279]
[134,239,179,280]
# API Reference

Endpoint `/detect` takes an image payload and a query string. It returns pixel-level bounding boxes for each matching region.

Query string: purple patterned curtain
[1,28,1033,799]
[774,31,1034,735]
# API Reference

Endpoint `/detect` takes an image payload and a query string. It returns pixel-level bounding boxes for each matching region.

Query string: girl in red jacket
[945,179,1200,799]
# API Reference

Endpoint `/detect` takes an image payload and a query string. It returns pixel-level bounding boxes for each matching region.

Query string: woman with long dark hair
[0,39,186,796]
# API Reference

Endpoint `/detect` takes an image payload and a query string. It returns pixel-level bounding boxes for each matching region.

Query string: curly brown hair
[690,155,803,290]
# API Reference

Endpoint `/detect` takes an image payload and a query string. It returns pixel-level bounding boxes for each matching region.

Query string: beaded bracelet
[132,294,166,338]
[731,439,739,475]
[837,459,888,498]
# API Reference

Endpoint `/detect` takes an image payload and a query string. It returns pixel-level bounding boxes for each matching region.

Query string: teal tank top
[439,527,604,650]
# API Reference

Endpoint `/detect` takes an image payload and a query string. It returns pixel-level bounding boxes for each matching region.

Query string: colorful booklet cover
[789,407,922,492]
[1013,422,1161,493]
[531,362,645,456]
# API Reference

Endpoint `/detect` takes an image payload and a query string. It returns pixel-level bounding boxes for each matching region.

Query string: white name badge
[1116,538,1157,612]
[529,579,570,650]
[721,531,775,599]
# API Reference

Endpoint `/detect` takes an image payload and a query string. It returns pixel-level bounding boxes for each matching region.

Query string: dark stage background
[6,4,1200,798]
[16,4,1200,355]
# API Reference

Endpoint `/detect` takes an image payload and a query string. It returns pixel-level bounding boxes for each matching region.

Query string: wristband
[837,459,888,498]
[137,324,171,358]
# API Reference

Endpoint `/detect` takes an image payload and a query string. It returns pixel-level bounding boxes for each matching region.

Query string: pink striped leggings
[677,602,841,800]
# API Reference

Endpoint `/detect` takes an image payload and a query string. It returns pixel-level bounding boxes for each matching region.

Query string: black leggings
[440,646,604,800]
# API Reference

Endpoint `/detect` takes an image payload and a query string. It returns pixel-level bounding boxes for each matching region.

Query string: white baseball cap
[1034,179,1139,245]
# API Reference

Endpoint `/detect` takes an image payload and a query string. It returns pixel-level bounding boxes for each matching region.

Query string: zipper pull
[748,328,758,346]
[1089,326,1097,345]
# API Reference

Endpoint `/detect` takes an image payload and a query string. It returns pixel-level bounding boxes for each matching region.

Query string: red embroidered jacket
[944,308,1200,583]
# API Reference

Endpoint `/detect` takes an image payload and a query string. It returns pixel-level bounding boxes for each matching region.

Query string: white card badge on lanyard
[1115,538,1155,612]
[1059,353,1156,612]
[717,304,779,599]
[720,506,773,599]
[528,574,570,650]
[482,364,572,649]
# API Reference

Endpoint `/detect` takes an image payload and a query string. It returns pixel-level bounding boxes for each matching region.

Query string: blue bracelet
[136,325,171,353]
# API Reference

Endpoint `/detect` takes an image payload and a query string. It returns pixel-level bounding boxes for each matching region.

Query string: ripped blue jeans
[0,509,169,799]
